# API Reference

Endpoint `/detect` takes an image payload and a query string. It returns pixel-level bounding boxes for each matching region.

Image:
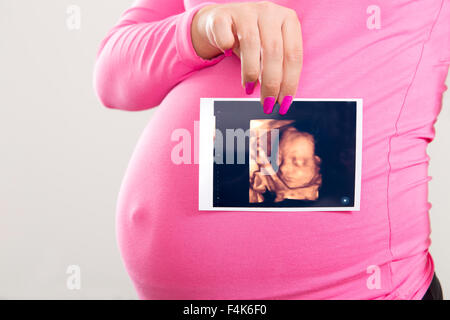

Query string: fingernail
[279,95,293,115]
[245,81,255,95]
[263,96,276,114]
[224,49,233,57]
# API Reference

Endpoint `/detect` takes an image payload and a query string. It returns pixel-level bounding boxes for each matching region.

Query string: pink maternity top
[94,0,450,299]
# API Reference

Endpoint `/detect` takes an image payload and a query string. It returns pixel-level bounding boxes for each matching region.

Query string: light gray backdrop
[0,0,448,299]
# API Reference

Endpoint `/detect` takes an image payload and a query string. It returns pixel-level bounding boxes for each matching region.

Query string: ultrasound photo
[199,98,362,212]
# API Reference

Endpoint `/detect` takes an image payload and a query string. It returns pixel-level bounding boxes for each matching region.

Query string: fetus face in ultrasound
[276,127,322,189]
[249,121,322,204]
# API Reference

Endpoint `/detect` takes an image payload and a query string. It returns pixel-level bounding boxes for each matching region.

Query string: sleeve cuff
[175,2,227,69]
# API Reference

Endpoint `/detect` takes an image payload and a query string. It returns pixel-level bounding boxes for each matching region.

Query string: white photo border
[199,98,363,212]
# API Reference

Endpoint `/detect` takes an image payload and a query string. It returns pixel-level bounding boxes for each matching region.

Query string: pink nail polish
[279,95,293,115]
[263,96,276,114]
[224,49,233,57]
[245,82,255,95]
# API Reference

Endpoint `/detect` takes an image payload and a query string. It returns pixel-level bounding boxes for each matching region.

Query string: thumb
[206,13,236,53]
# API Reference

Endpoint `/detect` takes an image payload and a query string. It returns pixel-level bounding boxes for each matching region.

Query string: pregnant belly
[112,0,447,299]
[114,59,400,299]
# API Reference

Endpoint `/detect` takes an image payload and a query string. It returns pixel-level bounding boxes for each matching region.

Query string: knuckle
[284,48,303,63]
[239,31,259,45]
[281,76,300,93]
[262,79,280,93]
[243,69,260,80]
[280,83,297,96]
[210,14,227,30]
[258,1,274,10]
[285,8,299,20]
[264,40,283,59]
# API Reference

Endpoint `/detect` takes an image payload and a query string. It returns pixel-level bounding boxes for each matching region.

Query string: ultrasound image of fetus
[249,120,322,203]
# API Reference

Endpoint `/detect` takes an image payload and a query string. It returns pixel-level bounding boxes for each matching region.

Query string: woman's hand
[191,1,303,115]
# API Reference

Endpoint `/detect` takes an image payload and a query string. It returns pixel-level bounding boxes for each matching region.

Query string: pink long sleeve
[93,0,225,111]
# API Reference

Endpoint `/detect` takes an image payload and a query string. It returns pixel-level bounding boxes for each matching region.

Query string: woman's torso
[116,0,450,299]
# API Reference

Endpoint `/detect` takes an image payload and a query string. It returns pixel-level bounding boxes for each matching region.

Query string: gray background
[0,0,448,299]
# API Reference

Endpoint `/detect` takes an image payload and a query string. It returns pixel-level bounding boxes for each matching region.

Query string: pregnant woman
[93,0,450,299]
